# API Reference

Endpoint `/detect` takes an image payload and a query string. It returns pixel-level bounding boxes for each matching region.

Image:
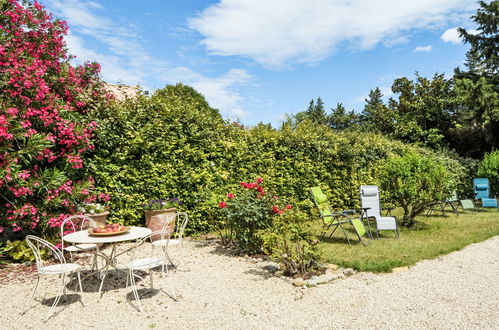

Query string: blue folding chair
[473,178,498,209]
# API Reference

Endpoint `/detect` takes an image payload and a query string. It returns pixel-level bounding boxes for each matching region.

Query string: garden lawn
[317,208,499,273]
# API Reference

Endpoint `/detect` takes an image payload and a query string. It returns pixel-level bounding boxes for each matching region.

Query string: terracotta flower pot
[86,211,109,228]
[144,208,176,241]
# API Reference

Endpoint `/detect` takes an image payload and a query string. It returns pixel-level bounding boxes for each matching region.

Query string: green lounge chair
[426,191,460,217]
[460,199,478,212]
[310,186,368,246]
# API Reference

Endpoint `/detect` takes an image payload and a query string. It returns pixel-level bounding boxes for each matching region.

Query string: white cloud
[441,27,461,44]
[187,69,252,119]
[414,45,432,52]
[189,0,475,68]
[44,0,251,119]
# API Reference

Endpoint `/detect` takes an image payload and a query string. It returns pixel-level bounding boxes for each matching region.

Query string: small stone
[392,266,409,273]
[343,268,354,276]
[326,264,339,270]
[262,262,280,273]
[337,267,345,273]
[336,273,345,279]
[305,279,318,287]
[292,278,306,287]
[22,261,32,267]
[310,275,320,281]
[317,274,334,284]
[325,268,341,275]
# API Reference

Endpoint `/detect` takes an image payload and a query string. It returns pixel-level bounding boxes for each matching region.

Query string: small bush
[218,178,287,254]
[5,240,49,263]
[381,152,456,227]
[478,150,499,194]
[259,209,321,276]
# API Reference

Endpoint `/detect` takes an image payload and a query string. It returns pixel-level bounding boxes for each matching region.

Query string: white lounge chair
[360,185,399,239]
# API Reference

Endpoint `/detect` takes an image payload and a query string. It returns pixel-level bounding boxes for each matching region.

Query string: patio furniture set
[311,177,498,246]
[21,213,189,321]
[311,185,399,246]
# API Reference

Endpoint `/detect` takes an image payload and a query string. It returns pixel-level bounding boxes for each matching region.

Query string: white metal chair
[126,230,177,312]
[152,212,189,268]
[61,215,99,271]
[22,235,84,322]
[360,185,399,239]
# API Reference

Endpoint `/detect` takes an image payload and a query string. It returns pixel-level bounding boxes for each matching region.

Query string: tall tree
[452,1,499,155]
[362,87,396,133]
[328,103,360,130]
[305,97,328,124]
[458,0,499,78]
[387,73,456,148]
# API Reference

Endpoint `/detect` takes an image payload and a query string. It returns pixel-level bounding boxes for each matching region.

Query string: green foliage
[0,243,11,264]
[380,152,456,227]
[388,74,457,148]
[362,87,396,133]
[5,240,49,262]
[477,150,499,194]
[89,83,229,229]
[219,179,274,253]
[458,1,498,77]
[328,103,361,130]
[305,97,328,124]
[259,209,321,275]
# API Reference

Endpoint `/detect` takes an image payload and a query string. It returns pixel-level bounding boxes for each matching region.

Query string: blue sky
[39,0,478,126]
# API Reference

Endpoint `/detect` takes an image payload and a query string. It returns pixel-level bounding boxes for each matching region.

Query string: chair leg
[45,274,66,322]
[163,262,177,301]
[338,222,351,246]
[129,270,142,312]
[77,271,84,306]
[22,274,40,315]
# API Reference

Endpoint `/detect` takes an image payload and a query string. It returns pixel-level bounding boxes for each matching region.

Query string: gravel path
[1,236,498,329]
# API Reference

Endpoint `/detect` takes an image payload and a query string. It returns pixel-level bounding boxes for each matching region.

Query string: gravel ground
[0,235,498,330]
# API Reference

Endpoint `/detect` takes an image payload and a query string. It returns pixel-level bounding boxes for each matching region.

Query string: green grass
[316,208,499,273]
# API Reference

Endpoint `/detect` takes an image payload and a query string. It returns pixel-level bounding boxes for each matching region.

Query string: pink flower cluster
[0,1,110,233]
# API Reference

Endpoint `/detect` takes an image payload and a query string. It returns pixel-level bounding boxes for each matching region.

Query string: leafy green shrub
[89,84,231,230]
[5,240,49,262]
[218,178,289,254]
[0,243,12,265]
[259,209,321,276]
[477,150,499,194]
[380,152,456,227]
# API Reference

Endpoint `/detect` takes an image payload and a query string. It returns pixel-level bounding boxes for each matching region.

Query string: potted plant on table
[143,198,182,240]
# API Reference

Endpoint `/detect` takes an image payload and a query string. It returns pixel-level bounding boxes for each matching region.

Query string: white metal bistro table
[63,226,152,297]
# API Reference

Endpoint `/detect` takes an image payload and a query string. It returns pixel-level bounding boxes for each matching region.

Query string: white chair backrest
[60,215,97,250]
[25,235,66,271]
[360,185,381,219]
[161,212,189,240]
[128,230,170,262]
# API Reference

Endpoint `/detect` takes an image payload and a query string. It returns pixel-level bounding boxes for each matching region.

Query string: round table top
[63,226,152,244]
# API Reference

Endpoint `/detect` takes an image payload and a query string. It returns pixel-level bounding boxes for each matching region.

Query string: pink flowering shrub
[0,0,109,236]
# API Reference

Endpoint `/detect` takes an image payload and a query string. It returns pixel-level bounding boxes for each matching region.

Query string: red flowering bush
[218,177,292,253]
[0,0,109,236]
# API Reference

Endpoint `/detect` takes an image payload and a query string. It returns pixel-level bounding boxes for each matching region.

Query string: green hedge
[89,84,463,232]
